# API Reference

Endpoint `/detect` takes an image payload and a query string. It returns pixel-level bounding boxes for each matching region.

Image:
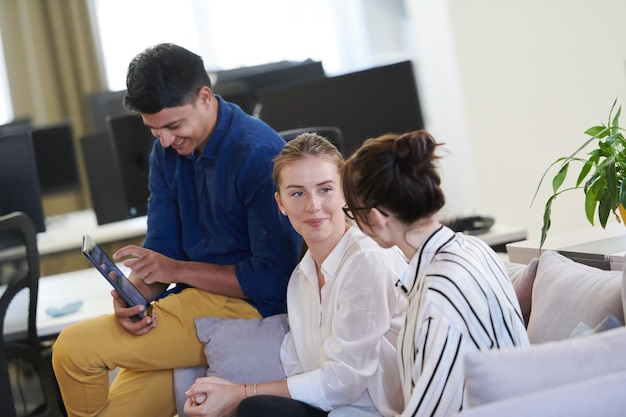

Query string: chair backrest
[0,211,65,417]
[278,126,345,156]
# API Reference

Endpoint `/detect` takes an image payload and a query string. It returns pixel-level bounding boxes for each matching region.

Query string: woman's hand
[184,376,244,417]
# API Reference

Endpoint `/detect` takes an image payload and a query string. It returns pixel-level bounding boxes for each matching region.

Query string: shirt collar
[399,225,456,294]
[296,224,363,287]
[189,94,231,161]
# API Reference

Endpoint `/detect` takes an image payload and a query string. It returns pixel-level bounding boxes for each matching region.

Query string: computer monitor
[212,59,326,114]
[258,60,424,156]
[80,132,129,225]
[30,120,81,195]
[106,114,157,219]
[86,90,131,133]
[0,132,46,233]
[0,117,31,137]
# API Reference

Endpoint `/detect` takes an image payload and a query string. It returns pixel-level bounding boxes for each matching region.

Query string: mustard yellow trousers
[51,288,261,417]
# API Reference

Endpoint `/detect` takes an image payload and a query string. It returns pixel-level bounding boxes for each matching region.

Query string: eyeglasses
[342,205,388,220]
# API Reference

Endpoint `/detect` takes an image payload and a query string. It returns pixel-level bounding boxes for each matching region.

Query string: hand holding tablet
[82,234,150,320]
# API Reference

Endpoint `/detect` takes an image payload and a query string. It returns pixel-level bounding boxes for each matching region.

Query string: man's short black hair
[124,43,212,114]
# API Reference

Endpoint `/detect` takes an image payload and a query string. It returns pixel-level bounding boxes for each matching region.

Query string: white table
[506,221,626,270]
[472,223,527,249]
[3,265,129,340]
[38,209,147,256]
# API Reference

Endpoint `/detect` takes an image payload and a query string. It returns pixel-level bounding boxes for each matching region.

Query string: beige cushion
[505,258,538,326]
[464,326,626,407]
[526,250,624,343]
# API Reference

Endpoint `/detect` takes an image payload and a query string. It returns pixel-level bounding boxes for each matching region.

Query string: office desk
[3,265,128,340]
[506,221,626,270]
[37,209,147,275]
[472,223,527,252]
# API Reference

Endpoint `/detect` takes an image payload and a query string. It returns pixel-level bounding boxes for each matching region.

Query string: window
[90,0,412,91]
[0,27,13,124]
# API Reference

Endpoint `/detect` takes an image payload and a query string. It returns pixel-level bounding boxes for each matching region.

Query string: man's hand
[114,245,182,286]
[111,289,156,335]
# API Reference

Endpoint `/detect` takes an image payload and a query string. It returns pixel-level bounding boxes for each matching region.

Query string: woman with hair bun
[184,133,408,417]
[342,130,529,417]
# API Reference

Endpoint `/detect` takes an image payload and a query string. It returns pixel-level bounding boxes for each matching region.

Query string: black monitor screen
[31,121,81,194]
[87,90,131,133]
[259,60,424,156]
[212,59,326,114]
[0,118,31,137]
[0,132,46,232]
[80,132,128,225]
[106,114,156,219]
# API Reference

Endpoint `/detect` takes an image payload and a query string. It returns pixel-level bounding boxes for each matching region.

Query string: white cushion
[464,326,626,407]
[526,250,624,343]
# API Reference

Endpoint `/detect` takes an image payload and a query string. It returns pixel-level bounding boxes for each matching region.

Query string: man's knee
[52,318,109,371]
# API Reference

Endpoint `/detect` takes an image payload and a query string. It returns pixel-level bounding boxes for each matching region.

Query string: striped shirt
[397,225,529,417]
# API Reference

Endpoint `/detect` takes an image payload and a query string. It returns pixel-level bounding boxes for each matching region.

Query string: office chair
[278,126,345,155]
[0,211,66,417]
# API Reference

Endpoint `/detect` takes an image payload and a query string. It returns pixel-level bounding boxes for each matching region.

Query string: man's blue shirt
[143,96,302,317]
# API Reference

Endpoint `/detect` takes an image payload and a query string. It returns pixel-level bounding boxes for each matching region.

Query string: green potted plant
[532,99,626,249]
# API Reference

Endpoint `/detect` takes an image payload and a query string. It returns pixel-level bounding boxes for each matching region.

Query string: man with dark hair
[52,43,302,417]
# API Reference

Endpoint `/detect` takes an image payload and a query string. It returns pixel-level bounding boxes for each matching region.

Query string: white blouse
[397,225,529,417]
[282,225,408,416]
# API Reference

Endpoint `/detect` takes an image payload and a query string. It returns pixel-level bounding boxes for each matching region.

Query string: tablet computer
[82,234,149,319]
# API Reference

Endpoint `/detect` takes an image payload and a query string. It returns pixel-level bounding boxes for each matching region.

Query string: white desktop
[38,209,147,256]
[4,264,128,340]
[506,221,626,271]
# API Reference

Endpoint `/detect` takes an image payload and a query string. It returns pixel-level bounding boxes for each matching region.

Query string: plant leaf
[552,164,568,193]
[540,195,554,250]
[611,105,622,132]
[530,156,568,207]
[585,189,597,225]
[584,125,609,138]
[598,190,612,228]
[605,158,617,200]
[575,160,593,187]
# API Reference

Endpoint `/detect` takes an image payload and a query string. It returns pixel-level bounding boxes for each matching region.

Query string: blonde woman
[184,133,408,417]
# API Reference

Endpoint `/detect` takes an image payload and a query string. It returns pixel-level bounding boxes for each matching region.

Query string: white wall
[407,0,626,240]
[404,0,481,222]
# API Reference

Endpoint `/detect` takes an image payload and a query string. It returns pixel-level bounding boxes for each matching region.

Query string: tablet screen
[82,234,149,313]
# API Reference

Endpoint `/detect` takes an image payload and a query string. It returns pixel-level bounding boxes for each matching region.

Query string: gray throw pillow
[194,313,288,384]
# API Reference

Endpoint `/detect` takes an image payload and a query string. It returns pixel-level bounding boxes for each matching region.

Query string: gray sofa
[457,249,626,416]
[174,249,626,416]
